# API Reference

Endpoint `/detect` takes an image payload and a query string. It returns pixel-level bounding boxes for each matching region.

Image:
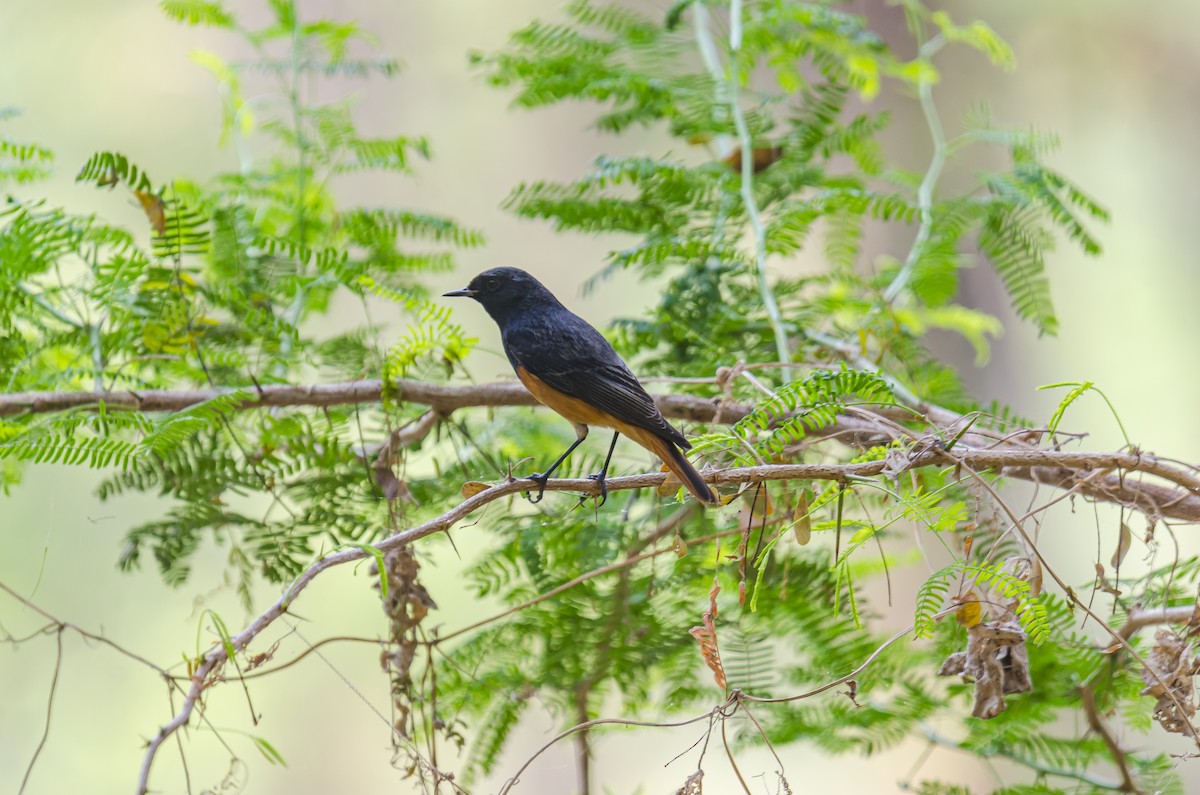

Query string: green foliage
[0,0,481,572]
[915,561,1050,644]
[161,0,236,29]
[0,2,1178,795]
[0,111,53,185]
[725,366,896,459]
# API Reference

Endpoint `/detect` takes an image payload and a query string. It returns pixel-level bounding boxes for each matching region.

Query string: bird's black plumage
[452,267,688,447]
[444,266,715,504]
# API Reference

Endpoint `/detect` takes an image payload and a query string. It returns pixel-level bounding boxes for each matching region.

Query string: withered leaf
[1111,521,1133,570]
[134,190,167,235]
[460,481,490,499]
[657,463,681,497]
[793,489,812,545]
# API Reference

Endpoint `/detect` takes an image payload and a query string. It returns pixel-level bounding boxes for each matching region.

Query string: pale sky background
[2,2,1199,794]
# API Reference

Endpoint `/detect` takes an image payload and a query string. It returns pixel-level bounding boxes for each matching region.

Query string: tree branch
[0,379,541,417]
[3,378,1200,523]
[1081,684,1143,793]
[1118,605,1200,642]
[134,439,1200,792]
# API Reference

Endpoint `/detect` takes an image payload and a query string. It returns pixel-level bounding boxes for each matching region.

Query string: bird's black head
[443,267,560,324]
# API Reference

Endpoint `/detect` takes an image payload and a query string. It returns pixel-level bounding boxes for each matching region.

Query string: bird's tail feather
[632,428,718,504]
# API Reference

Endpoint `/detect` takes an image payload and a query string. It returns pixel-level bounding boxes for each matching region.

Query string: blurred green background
[2,1,1198,793]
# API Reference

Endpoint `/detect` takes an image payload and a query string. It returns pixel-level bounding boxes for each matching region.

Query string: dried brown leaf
[134,190,167,235]
[676,769,703,795]
[657,463,681,497]
[460,481,490,499]
[1140,628,1200,735]
[793,489,811,545]
[688,578,726,689]
[1111,521,1133,570]
[937,620,1031,719]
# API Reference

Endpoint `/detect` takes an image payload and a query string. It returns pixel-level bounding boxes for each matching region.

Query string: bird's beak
[442,287,477,298]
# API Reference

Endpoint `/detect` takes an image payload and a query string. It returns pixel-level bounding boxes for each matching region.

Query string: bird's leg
[525,426,588,504]
[581,431,620,507]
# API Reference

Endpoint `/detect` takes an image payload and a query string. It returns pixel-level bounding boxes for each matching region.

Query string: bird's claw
[580,472,608,508]
[524,473,548,504]
[526,471,609,507]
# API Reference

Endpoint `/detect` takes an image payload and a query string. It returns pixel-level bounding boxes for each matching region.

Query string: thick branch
[0,379,539,417]
[4,379,1200,523]
[1118,605,1199,641]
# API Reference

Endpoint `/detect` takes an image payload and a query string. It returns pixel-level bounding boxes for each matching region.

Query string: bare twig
[0,581,167,675]
[18,627,63,795]
[438,525,735,644]
[497,704,737,794]
[720,709,752,795]
[1081,684,1143,794]
[921,726,1124,790]
[741,622,922,704]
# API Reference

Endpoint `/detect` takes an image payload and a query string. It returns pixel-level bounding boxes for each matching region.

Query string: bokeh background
[2,1,1199,793]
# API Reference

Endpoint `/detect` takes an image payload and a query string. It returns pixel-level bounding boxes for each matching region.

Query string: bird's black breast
[500,303,689,448]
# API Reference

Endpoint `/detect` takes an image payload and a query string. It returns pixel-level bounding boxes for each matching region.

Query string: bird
[444,267,718,505]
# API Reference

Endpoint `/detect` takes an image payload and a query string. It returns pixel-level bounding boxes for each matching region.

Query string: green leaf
[252,735,287,766]
[161,0,235,29]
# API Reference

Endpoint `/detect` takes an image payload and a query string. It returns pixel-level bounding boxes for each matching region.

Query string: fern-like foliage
[915,561,1049,644]
[0,110,53,185]
[728,366,896,458]
[0,3,1178,795]
[0,0,482,567]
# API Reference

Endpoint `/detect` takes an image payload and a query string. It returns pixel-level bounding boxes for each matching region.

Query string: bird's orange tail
[627,427,718,504]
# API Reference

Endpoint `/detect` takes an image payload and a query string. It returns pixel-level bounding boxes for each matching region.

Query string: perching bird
[444,267,717,505]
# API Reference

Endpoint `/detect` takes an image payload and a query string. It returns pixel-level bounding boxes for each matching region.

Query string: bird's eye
[486,277,499,291]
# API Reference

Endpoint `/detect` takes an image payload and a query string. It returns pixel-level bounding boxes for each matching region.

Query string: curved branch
[134,441,1200,791]
[1118,605,1199,641]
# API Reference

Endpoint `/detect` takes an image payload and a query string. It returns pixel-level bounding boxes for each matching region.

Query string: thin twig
[882,34,947,304]
[721,709,752,795]
[208,635,378,682]
[0,581,167,675]
[741,621,921,704]
[438,526,735,644]
[18,627,63,795]
[496,706,734,794]
[921,726,1124,790]
[1081,684,1143,794]
[694,2,792,381]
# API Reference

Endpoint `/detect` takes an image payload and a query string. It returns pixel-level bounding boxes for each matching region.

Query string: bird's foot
[580,472,608,508]
[524,472,549,504]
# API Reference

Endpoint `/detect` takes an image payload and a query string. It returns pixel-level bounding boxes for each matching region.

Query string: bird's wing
[503,310,690,449]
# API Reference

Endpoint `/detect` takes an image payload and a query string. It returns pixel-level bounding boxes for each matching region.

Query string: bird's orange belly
[516,366,619,430]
